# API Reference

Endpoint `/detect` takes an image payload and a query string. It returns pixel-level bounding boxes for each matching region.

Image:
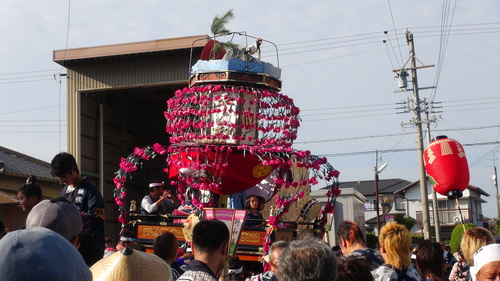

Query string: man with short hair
[336,220,383,269]
[277,237,338,281]
[141,180,179,215]
[51,152,105,252]
[178,219,229,281]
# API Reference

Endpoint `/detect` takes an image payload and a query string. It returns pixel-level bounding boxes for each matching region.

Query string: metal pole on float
[426,110,441,242]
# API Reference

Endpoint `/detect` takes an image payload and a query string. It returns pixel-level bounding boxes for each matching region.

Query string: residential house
[310,187,366,245]
[395,181,490,239]
[0,146,61,231]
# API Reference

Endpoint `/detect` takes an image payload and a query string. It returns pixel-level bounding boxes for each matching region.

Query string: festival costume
[345,247,384,270]
[62,176,105,250]
[246,271,277,281]
[372,264,421,281]
[177,260,218,281]
[141,194,176,215]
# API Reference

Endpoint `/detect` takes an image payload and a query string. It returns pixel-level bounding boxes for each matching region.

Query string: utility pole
[494,153,499,219]
[394,29,435,240]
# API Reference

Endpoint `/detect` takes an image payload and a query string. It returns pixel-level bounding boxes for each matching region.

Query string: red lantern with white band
[423,135,469,199]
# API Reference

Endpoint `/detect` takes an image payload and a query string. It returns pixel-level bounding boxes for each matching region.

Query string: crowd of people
[0,151,499,281]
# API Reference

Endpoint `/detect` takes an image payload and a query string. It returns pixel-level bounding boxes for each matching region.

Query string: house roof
[0,146,58,183]
[321,178,413,197]
[0,189,18,205]
[394,180,490,197]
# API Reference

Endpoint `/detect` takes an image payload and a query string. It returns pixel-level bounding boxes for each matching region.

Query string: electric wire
[386,0,404,66]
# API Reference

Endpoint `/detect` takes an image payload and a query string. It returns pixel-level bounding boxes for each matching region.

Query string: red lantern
[423,136,469,199]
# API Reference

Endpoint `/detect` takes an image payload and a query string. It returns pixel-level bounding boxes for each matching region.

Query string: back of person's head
[416,240,445,279]
[336,220,366,246]
[26,197,83,241]
[91,247,173,281]
[153,231,179,264]
[379,221,411,269]
[460,227,495,265]
[228,255,244,281]
[278,237,338,281]
[192,219,229,254]
[270,240,289,254]
[0,227,92,281]
[337,255,375,281]
[51,152,79,177]
[18,176,42,201]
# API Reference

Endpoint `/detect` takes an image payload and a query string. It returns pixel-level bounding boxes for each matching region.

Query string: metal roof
[53,34,209,64]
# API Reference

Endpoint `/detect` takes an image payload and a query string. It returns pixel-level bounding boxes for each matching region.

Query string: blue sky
[1,1,499,218]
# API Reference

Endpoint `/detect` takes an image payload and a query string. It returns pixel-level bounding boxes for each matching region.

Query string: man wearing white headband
[470,243,500,281]
[141,180,179,215]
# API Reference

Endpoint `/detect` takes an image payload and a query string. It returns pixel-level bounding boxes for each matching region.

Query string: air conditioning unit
[454,216,461,224]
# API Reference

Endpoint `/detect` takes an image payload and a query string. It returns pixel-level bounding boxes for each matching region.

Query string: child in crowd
[17,176,42,213]
[245,195,265,227]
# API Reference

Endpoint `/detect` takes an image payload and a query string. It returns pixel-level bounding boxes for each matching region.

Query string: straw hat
[90,248,172,281]
[182,213,200,242]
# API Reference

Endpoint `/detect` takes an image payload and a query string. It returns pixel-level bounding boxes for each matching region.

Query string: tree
[210,10,238,55]
[394,213,416,231]
[449,223,475,253]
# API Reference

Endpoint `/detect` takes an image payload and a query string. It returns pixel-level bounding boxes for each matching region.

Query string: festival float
[112,11,341,267]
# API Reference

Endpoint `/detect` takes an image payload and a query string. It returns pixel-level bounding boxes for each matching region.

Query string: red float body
[169,150,281,195]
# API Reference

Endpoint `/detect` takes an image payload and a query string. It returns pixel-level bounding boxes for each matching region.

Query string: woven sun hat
[0,227,91,281]
[470,243,500,281]
[91,247,173,281]
[182,213,200,242]
[26,197,83,241]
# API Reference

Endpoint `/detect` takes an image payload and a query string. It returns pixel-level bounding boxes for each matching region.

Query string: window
[394,197,406,211]
[364,200,375,211]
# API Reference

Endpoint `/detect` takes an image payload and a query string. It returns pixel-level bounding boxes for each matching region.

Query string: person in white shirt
[141,180,179,215]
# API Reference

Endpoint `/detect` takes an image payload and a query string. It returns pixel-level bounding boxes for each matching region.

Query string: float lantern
[423,135,469,199]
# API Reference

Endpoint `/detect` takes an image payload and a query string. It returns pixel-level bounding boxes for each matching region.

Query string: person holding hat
[141,180,179,215]
[469,243,500,281]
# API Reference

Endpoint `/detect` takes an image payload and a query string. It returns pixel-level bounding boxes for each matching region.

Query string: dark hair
[18,176,42,201]
[337,256,375,281]
[278,237,338,281]
[50,152,79,177]
[192,219,229,253]
[416,240,446,280]
[153,231,179,263]
[245,195,259,210]
[336,221,366,246]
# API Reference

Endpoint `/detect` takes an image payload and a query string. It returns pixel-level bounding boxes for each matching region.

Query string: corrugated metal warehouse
[53,34,209,237]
